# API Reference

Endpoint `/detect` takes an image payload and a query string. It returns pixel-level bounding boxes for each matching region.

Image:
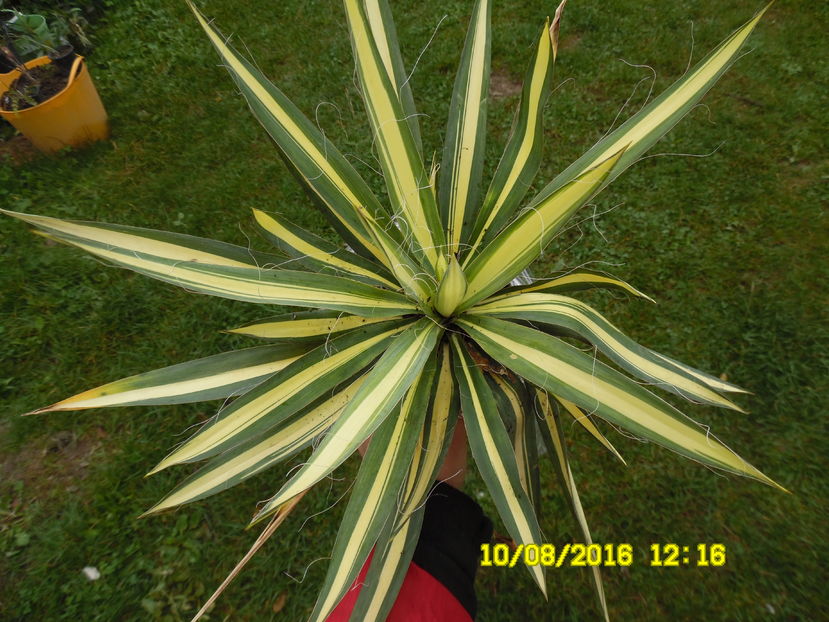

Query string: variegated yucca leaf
[252,317,443,523]
[30,342,311,414]
[186,1,396,268]
[308,354,436,622]
[440,0,491,254]
[488,373,541,513]
[469,292,743,408]
[4,3,781,620]
[463,15,556,263]
[536,390,609,622]
[252,209,397,289]
[344,0,445,273]
[347,344,458,622]
[459,314,782,489]
[150,319,410,472]
[526,4,772,214]
[451,334,547,594]
[364,0,423,155]
[553,393,626,465]
[145,374,368,514]
[495,269,655,302]
[460,147,627,308]
[226,309,396,342]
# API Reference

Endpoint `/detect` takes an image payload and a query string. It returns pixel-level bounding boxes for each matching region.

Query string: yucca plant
[3,1,783,619]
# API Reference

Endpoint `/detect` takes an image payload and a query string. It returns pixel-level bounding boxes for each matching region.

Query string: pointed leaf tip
[550,0,568,61]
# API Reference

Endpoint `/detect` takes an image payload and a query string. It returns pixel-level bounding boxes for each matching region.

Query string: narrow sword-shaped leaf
[137,261,415,317]
[30,343,311,414]
[252,317,443,522]
[469,292,742,409]
[494,269,654,302]
[458,315,783,489]
[344,0,446,272]
[463,18,555,263]
[356,204,434,303]
[226,310,394,342]
[489,374,541,512]
[651,350,748,394]
[439,0,491,253]
[527,6,770,209]
[535,391,609,622]
[252,209,397,288]
[348,512,422,622]
[1,209,282,269]
[488,276,741,395]
[309,357,436,622]
[450,335,546,594]
[401,343,458,511]
[553,394,625,465]
[364,0,422,154]
[145,375,368,514]
[461,149,625,308]
[188,1,394,267]
[4,211,416,317]
[348,343,458,622]
[150,320,410,472]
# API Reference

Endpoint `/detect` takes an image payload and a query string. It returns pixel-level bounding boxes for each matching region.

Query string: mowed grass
[1,0,826,620]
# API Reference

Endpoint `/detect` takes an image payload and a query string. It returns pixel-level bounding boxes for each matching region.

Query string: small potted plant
[0,8,107,154]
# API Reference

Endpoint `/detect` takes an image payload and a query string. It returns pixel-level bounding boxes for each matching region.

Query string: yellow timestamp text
[480,543,727,568]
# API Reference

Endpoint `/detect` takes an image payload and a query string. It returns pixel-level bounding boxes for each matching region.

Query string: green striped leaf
[496,269,654,302]
[469,292,742,409]
[489,374,541,512]
[30,343,311,414]
[4,210,416,317]
[349,510,422,622]
[252,317,443,522]
[226,310,395,342]
[355,205,434,303]
[651,350,749,394]
[150,320,410,472]
[309,356,436,622]
[527,5,770,210]
[458,315,783,489]
[252,209,397,289]
[145,375,367,514]
[439,0,491,254]
[348,343,458,622]
[464,18,555,262]
[187,1,395,267]
[450,335,546,594]
[553,394,625,465]
[460,149,625,309]
[535,390,609,622]
[344,0,445,272]
[141,261,415,317]
[2,209,282,269]
[364,0,422,154]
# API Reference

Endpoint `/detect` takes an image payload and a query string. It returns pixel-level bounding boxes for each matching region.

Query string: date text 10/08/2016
[480,543,727,568]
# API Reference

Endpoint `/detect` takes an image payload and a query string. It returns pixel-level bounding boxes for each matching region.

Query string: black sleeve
[411,482,494,619]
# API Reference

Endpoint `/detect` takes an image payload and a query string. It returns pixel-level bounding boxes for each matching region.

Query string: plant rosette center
[2,1,783,620]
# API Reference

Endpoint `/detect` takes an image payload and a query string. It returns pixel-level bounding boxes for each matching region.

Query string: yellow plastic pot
[0,55,108,154]
[0,66,19,92]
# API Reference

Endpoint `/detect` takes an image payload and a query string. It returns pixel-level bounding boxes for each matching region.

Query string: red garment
[326,554,473,622]
[326,483,491,622]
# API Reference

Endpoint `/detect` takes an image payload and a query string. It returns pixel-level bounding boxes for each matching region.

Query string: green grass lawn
[1,0,826,620]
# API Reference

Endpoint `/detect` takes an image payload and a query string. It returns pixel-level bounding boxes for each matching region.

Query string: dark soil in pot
[1,62,73,112]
